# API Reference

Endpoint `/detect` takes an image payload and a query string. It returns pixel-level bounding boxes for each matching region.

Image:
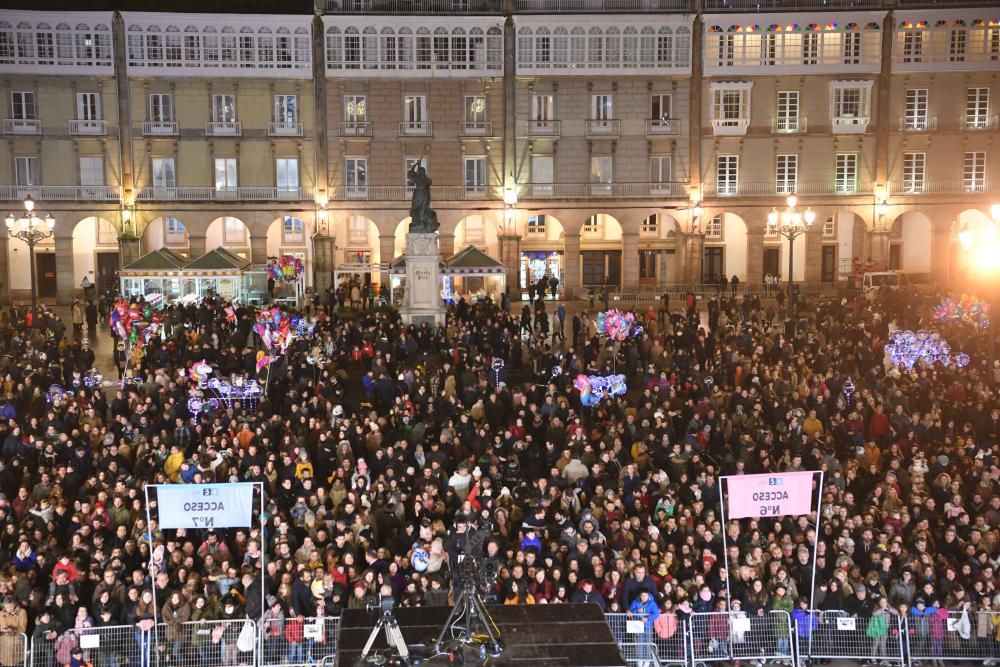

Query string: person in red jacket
[285,611,305,664]
[867,404,890,443]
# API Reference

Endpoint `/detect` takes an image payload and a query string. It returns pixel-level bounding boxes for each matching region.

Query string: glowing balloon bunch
[188,360,213,385]
[46,384,68,405]
[596,309,643,342]
[254,308,297,355]
[933,295,990,331]
[885,329,971,371]
[574,373,627,407]
[266,255,304,282]
[108,300,162,350]
[205,375,263,410]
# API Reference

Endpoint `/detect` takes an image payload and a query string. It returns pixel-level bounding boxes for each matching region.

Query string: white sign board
[836,617,856,631]
[80,634,100,649]
[156,483,255,529]
[626,620,645,635]
[304,623,324,640]
[732,618,752,633]
[726,472,815,519]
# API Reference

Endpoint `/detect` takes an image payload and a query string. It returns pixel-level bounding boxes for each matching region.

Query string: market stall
[119,248,190,306]
[443,246,507,303]
[180,248,251,302]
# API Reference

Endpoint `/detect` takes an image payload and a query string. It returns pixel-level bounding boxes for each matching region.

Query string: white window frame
[966,87,990,129]
[276,157,299,192]
[347,215,369,245]
[464,156,487,193]
[822,216,836,238]
[902,152,925,194]
[710,82,752,134]
[223,217,246,245]
[527,215,546,236]
[591,94,613,121]
[165,218,186,246]
[775,91,800,133]
[964,151,986,192]
[716,154,739,195]
[705,215,723,240]
[151,157,176,188]
[149,93,174,122]
[344,94,367,122]
[531,155,553,196]
[651,94,672,121]
[96,218,117,246]
[274,94,297,123]
[345,157,368,196]
[640,214,658,236]
[835,153,858,194]
[650,155,672,195]
[282,216,305,244]
[11,91,37,120]
[532,94,553,121]
[590,156,613,195]
[79,156,104,187]
[402,94,428,133]
[212,94,236,123]
[214,157,238,191]
[465,94,486,123]
[830,81,873,132]
[463,216,485,245]
[904,89,928,130]
[776,154,798,195]
[76,92,100,121]
[14,156,39,186]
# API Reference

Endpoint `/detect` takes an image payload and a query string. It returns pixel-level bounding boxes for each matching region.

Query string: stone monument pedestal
[400,232,446,327]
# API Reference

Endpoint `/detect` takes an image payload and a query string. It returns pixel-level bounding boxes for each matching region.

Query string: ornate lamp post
[958,203,1000,380]
[767,195,815,313]
[5,195,55,321]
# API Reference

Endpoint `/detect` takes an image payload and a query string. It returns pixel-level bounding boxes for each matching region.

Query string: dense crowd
[0,283,998,666]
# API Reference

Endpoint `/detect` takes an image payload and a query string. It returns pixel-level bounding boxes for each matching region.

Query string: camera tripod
[358,606,411,666]
[432,583,504,659]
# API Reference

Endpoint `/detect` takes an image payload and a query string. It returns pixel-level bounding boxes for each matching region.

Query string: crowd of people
[0,280,998,666]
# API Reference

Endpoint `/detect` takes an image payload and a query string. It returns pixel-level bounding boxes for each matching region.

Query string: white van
[862,271,912,299]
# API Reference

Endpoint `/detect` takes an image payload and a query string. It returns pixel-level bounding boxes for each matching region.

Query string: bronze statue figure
[407,162,439,234]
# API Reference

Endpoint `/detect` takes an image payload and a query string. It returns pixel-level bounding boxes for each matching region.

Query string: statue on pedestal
[407,162,439,234]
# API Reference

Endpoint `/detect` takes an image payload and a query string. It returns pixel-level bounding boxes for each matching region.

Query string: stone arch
[142,216,189,255]
[71,217,119,295]
[206,216,251,259]
[454,213,500,259]
[887,210,932,273]
[580,213,624,288]
[703,211,748,282]
[393,217,411,258]
[334,214,380,286]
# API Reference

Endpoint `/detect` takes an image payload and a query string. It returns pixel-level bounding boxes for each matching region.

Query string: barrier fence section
[0,632,26,667]
[606,612,688,666]
[30,625,141,667]
[259,616,340,667]
[618,642,663,667]
[688,610,793,665]
[905,610,1000,664]
[802,609,905,665]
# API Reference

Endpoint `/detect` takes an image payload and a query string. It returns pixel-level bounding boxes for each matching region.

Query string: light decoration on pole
[766,195,816,310]
[842,377,855,405]
[491,358,505,390]
[6,195,55,318]
[885,329,970,371]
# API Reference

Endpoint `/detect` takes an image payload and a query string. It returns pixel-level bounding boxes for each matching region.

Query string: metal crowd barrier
[801,609,906,665]
[258,616,340,667]
[606,612,689,666]
[618,642,663,667]
[0,632,27,667]
[688,610,794,665]
[905,610,1000,664]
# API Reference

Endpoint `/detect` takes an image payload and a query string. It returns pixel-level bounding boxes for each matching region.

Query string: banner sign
[156,483,255,529]
[726,471,815,519]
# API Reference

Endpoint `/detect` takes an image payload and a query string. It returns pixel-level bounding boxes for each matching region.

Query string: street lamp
[5,195,55,322]
[767,195,816,313]
[957,203,1000,380]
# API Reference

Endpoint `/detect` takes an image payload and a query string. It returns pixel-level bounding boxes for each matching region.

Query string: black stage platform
[335,603,626,666]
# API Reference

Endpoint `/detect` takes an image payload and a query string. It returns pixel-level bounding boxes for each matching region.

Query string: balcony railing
[518,182,684,199]
[832,116,870,133]
[646,118,680,135]
[399,121,432,136]
[205,121,241,137]
[268,121,303,137]
[69,119,107,136]
[711,118,750,136]
[341,121,373,137]
[586,119,621,137]
[137,186,309,201]
[3,119,41,135]
[964,115,999,130]
[142,121,178,136]
[516,0,689,11]
[460,120,493,136]
[0,185,121,201]
[703,0,879,9]
[888,179,1000,195]
[519,119,561,137]
[771,116,807,133]
[899,116,937,132]
[705,181,873,197]
[897,0,996,6]
[325,0,502,14]
[330,184,499,201]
